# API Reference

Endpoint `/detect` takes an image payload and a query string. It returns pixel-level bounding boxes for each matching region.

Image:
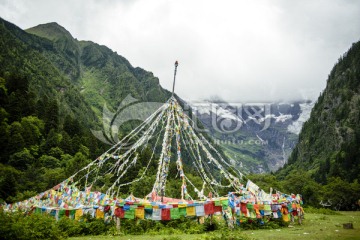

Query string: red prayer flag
[213,205,222,213]
[161,208,171,220]
[240,202,247,214]
[204,203,215,215]
[115,207,125,218]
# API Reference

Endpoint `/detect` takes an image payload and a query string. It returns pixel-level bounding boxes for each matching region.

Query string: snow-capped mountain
[188,100,314,173]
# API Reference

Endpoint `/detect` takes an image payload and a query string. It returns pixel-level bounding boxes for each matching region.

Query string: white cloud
[1,0,359,102]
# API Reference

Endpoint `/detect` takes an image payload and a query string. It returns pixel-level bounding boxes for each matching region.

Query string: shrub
[203,216,227,231]
[57,216,84,237]
[236,217,288,230]
[0,210,63,240]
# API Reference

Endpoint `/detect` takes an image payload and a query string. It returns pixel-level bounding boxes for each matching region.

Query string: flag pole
[172,61,179,97]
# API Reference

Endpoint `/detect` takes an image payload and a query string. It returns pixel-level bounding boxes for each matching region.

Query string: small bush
[87,218,113,235]
[304,206,340,215]
[236,217,288,230]
[204,217,222,231]
[57,217,84,237]
[107,225,125,236]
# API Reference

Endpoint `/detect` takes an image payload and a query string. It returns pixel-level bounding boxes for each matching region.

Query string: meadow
[69,211,360,240]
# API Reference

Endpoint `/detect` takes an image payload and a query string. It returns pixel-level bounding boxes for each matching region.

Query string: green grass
[69,235,202,240]
[69,212,360,240]
[242,211,360,240]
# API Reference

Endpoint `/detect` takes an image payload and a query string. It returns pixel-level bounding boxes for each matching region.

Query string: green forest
[0,73,104,202]
[0,17,164,203]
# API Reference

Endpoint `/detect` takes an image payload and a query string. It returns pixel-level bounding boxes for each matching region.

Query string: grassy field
[69,211,360,240]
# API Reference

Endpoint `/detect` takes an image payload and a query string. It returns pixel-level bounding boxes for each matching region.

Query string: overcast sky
[1,0,360,102]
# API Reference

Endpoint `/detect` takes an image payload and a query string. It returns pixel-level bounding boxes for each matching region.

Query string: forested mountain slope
[25,22,171,115]
[0,17,170,203]
[279,40,360,184]
[263,40,360,210]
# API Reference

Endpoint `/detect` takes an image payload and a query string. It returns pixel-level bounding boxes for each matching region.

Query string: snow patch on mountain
[191,102,295,125]
[190,102,244,122]
[258,114,293,123]
[287,102,314,134]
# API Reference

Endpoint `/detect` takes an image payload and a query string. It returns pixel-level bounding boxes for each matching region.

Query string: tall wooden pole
[116,216,121,232]
[172,61,179,96]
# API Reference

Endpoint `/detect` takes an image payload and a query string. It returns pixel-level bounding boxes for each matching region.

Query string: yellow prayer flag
[186,206,196,216]
[75,209,83,220]
[135,208,145,219]
[96,208,104,219]
[282,213,289,222]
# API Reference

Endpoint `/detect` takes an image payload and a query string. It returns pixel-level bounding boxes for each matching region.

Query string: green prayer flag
[70,209,76,219]
[287,204,293,212]
[170,208,180,219]
[264,204,271,211]
[249,210,256,219]
[35,207,42,214]
[179,207,187,216]
[58,209,66,219]
[246,203,254,210]
[124,208,135,219]
[221,200,229,208]
[215,200,221,206]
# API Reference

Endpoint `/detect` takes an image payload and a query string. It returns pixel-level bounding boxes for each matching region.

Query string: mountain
[25,22,171,114]
[0,19,96,129]
[190,100,314,173]
[0,17,172,141]
[278,40,360,184]
[0,17,171,202]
